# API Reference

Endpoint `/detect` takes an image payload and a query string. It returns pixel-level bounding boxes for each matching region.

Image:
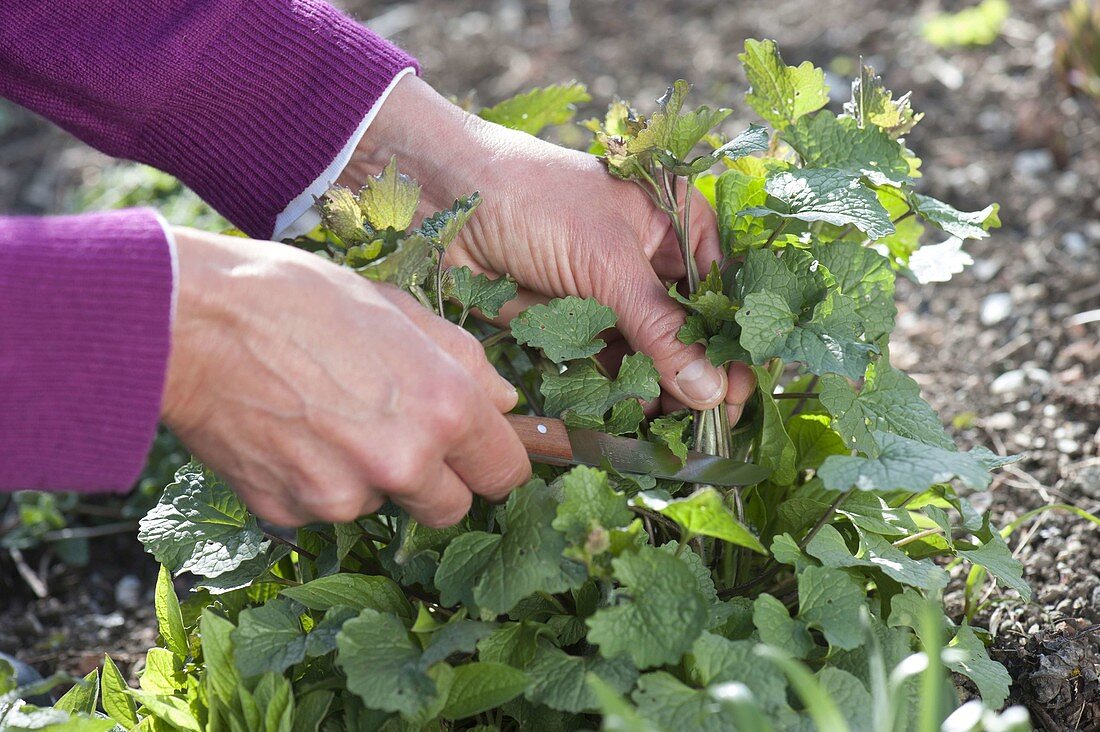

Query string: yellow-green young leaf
[653,488,766,553]
[586,545,708,668]
[315,186,367,246]
[786,414,847,473]
[253,672,294,732]
[739,39,829,129]
[360,232,435,290]
[138,648,183,695]
[922,0,1009,48]
[627,80,732,160]
[154,565,188,659]
[356,156,421,231]
[441,662,528,720]
[199,610,239,707]
[479,82,591,136]
[138,463,266,578]
[101,655,139,729]
[552,466,633,544]
[53,669,98,716]
[843,63,923,138]
[129,692,202,731]
[510,296,618,363]
[280,574,413,619]
[648,414,691,466]
[715,167,770,253]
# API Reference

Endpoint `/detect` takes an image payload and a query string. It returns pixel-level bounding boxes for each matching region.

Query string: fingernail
[676,359,725,405]
[726,403,744,426]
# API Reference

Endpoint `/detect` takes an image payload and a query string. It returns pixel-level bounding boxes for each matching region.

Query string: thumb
[602,258,727,410]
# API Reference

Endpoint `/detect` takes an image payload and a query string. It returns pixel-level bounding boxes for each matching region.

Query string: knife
[505,414,771,486]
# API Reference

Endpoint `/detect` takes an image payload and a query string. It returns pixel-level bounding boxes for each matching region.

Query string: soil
[1,0,1097,727]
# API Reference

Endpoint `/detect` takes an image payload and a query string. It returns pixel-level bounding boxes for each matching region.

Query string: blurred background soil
[1,0,1097,726]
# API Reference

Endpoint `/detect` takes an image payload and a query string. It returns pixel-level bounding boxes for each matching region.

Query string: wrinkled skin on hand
[345,75,756,419]
[162,229,530,528]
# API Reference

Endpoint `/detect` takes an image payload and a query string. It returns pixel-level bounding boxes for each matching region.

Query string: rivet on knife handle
[504,414,573,464]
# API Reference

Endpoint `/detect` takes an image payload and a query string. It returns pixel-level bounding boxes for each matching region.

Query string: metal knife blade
[505,414,771,486]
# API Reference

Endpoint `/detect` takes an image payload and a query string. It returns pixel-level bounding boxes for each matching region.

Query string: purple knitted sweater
[0,1,416,492]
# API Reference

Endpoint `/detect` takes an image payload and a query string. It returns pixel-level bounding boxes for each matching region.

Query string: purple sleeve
[0,210,172,493]
[0,1,418,238]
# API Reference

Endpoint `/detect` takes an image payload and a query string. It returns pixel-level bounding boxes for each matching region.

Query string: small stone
[115,575,142,610]
[1062,231,1090,256]
[971,258,1002,282]
[1057,439,1080,455]
[1013,149,1055,176]
[1023,366,1052,385]
[991,369,1027,395]
[91,612,126,629]
[980,293,1013,325]
[985,412,1017,430]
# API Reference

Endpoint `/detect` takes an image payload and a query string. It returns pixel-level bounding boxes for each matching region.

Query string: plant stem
[265,533,318,562]
[893,527,946,548]
[762,220,789,249]
[435,248,446,316]
[771,392,820,399]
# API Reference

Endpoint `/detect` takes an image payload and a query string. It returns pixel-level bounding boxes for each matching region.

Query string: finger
[725,361,756,425]
[492,287,549,328]
[651,188,723,280]
[376,285,518,413]
[594,252,727,410]
[393,462,473,529]
[444,404,532,501]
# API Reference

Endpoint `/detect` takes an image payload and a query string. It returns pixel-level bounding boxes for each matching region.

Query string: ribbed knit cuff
[0,209,172,493]
[138,0,419,239]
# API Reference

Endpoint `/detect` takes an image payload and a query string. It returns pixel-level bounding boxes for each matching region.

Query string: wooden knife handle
[504,414,573,464]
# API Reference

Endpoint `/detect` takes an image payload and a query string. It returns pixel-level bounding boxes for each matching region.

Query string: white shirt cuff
[272,66,416,240]
[153,211,180,325]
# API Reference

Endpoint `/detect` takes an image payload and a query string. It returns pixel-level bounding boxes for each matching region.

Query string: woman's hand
[344,75,756,419]
[161,228,531,528]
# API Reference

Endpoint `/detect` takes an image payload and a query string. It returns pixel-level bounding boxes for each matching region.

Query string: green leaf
[782,112,911,185]
[419,620,496,669]
[130,692,202,731]
[713,124,771,161]
[797,566,865,650]
[291,691,333,732]
[232,599,305,678]
[816,668,873,731]
[586,545,708,668]
[715,167,770,253]
[735,247,824,313]
[336,609,443,718]
[587,675,661,732]
[447,266,517,319]
[304,607,358,658]
[628,80,731,160]
[741,168,895,240]
[649,414,690,466]
[818,432,991,492]
[786,414,848,472]
[811,241,897,340]
[54,670,97,716]
[357,157,421,232]
[435,532,501,610]
[479,82,591,136]
[843,63,923,138]
[753,593,815,658]
[910,193,1000,240]
[441,662,528,720]
[737,291,877,379]
[418,193,482,249]
[100,655,138,729]
[138,463,266,578]
[436,480,584,617]
[525,644,638,713]
[477,622,549,669]
[199,610,239,706]
[804,525,949,591]
[281,574,414,619]
[820,360,953,456]
[511,296,617,363]
[552,466,633,543]
[739,38,829,129]
[609,353,661,405]
[957,530,1031,601]
[632,671,761,732]
[154,564,188,659]
[541,355,659,425]
[752,366,799,486]
[652,488,766,552]
[688,632,789,712]
[944,626,1011,708]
